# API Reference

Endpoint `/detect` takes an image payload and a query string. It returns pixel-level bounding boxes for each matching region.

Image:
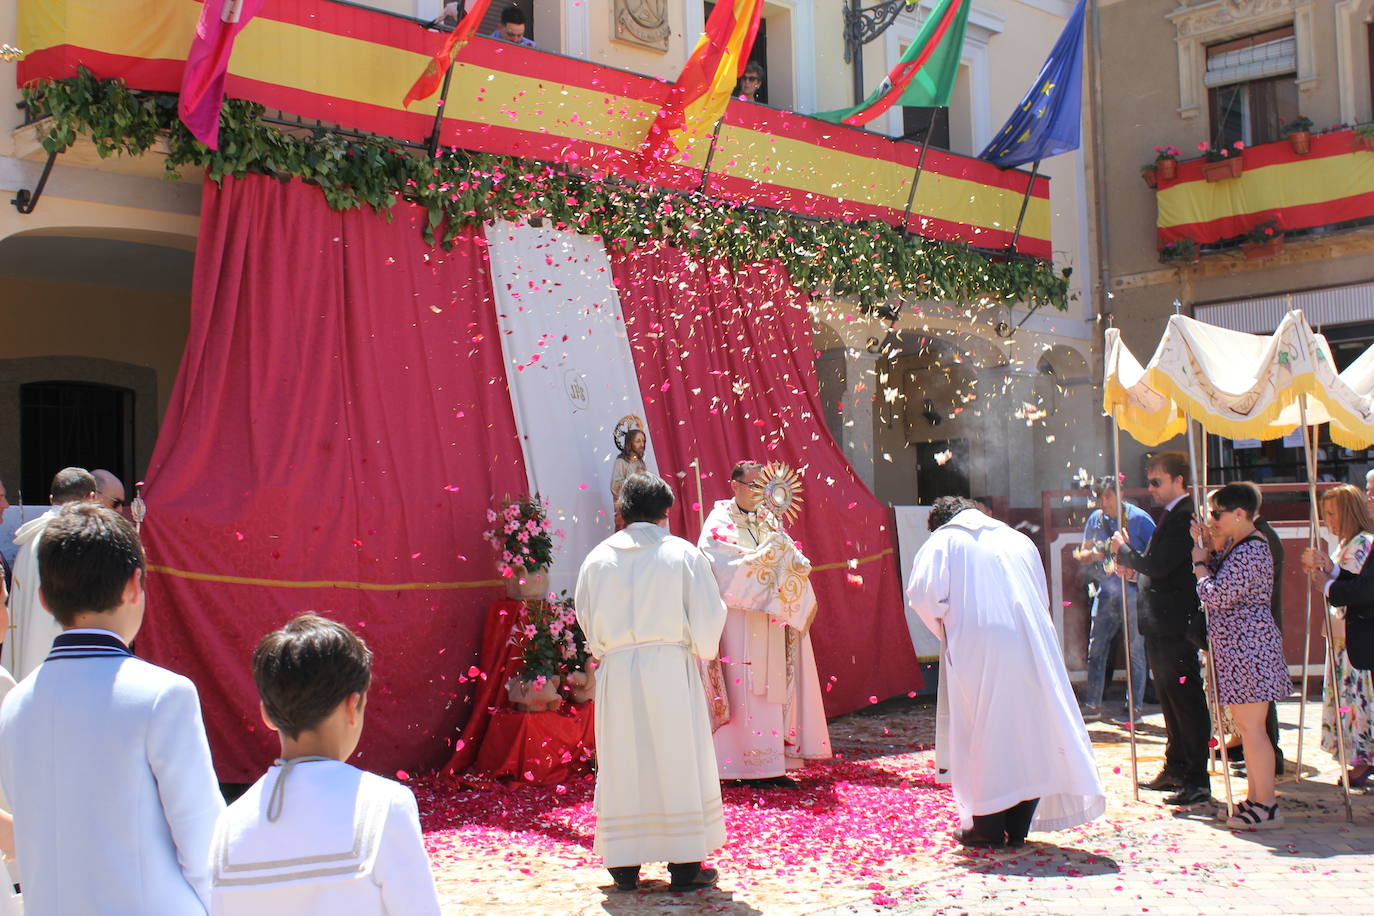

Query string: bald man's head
[91,469,126,510]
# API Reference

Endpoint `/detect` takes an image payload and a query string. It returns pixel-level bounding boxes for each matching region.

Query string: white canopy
[1103,310,1374,448]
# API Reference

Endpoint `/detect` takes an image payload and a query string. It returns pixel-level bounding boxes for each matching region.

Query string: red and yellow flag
[636,0,763,167]
[403,0,494,108]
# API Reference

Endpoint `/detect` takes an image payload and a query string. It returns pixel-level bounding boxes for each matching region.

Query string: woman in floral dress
[1192,482,1291,829]
[1301,484,1374,789]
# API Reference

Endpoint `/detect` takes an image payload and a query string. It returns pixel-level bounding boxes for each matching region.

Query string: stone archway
[0,229,196,490]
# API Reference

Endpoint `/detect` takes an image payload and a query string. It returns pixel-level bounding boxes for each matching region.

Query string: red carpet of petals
[415,747,962,888]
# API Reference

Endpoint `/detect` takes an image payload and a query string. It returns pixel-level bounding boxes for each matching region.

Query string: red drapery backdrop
[139,174,529,782]
[609,246,922,714]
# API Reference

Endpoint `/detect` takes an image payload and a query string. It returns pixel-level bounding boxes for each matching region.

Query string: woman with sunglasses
[1190,482,1290,829]
[1300,484,1374,788]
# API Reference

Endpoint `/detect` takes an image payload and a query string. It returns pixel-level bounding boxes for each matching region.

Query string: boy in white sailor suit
[0,503,224,915]
[210,614,441,915]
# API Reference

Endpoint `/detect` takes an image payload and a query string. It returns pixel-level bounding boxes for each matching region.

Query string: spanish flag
[403,0,494,108]
[636,0,763,167]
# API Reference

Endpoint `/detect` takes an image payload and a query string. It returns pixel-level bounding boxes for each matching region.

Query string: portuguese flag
[403,0,495,108]
[636,0,764,167]
[817,0,971,127]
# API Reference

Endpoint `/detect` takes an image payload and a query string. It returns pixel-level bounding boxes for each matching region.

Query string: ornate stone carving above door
[612,0,670,52]
[1164,0,1317,119]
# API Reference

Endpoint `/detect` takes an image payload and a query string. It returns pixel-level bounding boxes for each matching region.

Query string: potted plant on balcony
[1153,145,1181,180]
[1240,217,1284,260]
[1197,140,1245,181]
[1159,237,1199,265]
[1281,116,1314,154]
[485,494,556,601]
[1355,123,1374,152]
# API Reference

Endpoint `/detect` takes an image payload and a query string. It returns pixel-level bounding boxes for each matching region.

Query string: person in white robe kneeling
[698,461,830,786]
[906,496,1105,848]
[575,472,729,892]
[210,614,441,916]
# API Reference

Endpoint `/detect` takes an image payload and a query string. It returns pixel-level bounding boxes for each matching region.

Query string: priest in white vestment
[906,496,1104,848]
[698,462,830,785]
[575,472,729,892]
[2,467,97,679]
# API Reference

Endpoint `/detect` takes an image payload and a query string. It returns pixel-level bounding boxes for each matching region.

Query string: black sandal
[1225,799,1284,830]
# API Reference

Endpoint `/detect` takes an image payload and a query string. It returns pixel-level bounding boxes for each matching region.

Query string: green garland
[25,68,1070,312]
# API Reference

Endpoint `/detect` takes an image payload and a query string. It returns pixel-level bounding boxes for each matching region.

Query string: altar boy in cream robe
[575,472,728,892]
[698,462,831,784]
[906,497,1104,848]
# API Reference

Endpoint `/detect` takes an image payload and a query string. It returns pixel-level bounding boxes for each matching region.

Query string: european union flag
[979,0,1085,168]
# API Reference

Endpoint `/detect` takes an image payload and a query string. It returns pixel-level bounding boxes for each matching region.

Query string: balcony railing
[17,0,1052,259]
[1154,128,1374,259]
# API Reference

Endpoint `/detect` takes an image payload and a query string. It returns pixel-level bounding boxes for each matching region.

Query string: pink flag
[178,0,264,149]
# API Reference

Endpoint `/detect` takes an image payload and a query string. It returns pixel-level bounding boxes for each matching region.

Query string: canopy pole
[1187,413,1234,819]
[1198,427,1222,780]
[1299,398,1354,821]
[1296,425,1315,780]
[1111,409,1140,801]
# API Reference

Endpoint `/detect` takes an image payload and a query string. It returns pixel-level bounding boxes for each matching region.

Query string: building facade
[1095,0,1374,486]
[0,0,1097,518]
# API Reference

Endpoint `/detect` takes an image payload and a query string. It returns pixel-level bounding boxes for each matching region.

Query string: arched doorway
[20,380,135,500]
[0,229,194,495]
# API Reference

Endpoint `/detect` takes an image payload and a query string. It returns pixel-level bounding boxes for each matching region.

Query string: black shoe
[667,866,719,892]
[1006,834,1028,848]
[749,775,799,789]
[1164,785,1212,806]
[608,866,640,891]
[1139,771,1183,791]
[957,829,1007,849]
[1222,745,1244,763]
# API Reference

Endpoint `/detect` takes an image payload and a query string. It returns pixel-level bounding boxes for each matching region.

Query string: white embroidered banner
[485,221,657,595]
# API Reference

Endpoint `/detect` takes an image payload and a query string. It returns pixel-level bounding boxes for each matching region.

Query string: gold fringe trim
[147,565,504,591]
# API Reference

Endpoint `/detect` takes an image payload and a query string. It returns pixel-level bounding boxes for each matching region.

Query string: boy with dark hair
[0,503,224,915]
[210,614,440,915]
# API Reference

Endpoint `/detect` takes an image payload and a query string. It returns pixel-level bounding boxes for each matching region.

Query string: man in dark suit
[1110,451,1211,805]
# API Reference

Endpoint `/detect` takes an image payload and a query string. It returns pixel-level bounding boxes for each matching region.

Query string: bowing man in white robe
[2,467,97,680]
[698,462,830,783]
[575,472,728,892]
[905,497,1104,848]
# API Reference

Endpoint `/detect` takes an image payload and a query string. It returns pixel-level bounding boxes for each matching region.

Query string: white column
[842,348,879,491]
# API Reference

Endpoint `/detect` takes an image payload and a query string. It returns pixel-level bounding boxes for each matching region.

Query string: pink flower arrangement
[483,494,556,580]
[513,591,590,680]
[1198,139,1245,162]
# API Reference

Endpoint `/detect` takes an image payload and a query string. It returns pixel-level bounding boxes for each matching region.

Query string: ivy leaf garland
[25,67,1070,313]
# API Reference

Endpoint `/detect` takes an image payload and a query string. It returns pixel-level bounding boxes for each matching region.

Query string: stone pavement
[428,695,1374,915]
[814,697,1374,916]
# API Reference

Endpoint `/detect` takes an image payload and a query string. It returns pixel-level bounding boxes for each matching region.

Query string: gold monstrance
[752,462,804,527]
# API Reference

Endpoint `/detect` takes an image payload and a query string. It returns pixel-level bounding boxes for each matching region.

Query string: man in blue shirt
[1073,476,1155,722]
